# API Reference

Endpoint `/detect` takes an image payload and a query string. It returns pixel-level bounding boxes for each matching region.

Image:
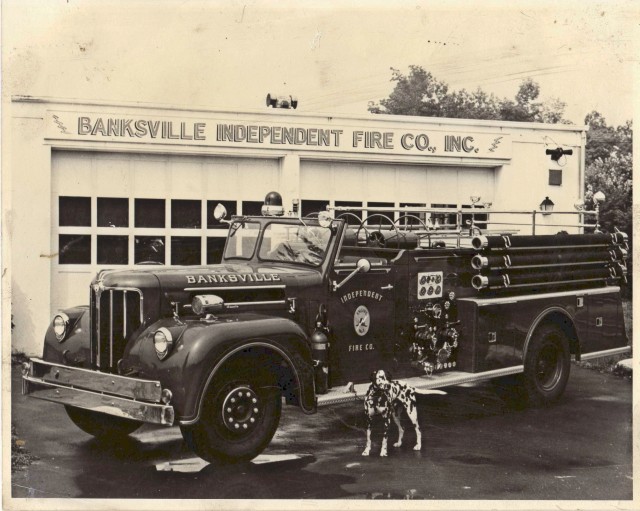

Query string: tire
[180,359,282,464]
[65,406,141,439]
[522,323,571,406]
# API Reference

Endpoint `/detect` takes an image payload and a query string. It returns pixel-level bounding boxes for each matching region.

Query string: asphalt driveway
[10,362,632,502]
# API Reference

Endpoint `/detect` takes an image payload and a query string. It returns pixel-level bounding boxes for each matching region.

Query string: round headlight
[53,313,70,342]
[153,327,173,360]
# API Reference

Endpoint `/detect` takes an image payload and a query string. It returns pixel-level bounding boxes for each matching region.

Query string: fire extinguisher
[311,305,329,394]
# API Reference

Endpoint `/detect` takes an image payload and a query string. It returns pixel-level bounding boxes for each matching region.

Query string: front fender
[122,314,316,423]
[42,306,91,367]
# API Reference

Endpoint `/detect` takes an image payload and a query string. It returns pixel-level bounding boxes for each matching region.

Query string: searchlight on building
[266,93,298,109]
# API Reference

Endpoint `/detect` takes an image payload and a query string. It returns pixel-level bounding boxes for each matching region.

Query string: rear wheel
[522,324,570,406]
[65,406,141,439]
[181,359,282,463]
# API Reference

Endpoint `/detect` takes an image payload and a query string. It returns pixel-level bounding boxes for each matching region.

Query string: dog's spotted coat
[362,369,446,456]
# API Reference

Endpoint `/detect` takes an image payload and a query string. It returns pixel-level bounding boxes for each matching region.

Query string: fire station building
[7,96,588,354]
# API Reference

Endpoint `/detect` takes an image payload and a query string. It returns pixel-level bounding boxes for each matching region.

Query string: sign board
[46,110,512,160]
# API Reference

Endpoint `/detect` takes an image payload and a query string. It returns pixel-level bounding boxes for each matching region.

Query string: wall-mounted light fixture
[539,196,554,215]
[593,191,606,204]
[266,93,298,109]
[545,147,573,162]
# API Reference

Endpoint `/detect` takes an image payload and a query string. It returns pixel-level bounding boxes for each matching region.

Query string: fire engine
[22,190,630,463]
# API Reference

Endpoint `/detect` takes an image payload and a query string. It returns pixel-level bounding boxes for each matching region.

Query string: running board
[316,345,631,407]
[317,365,524,407]
[577,346,631,361]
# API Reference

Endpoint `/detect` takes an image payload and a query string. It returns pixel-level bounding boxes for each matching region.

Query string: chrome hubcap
[221,386,261,434]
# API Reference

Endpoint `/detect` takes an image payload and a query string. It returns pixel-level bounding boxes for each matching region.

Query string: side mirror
[332,258,371,292]
[213,203,229,223]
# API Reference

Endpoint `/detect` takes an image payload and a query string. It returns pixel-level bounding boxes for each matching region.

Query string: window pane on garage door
[135,236,166,264]
[58,234,91,264]
[97,235,129,264]
[171,237,201,265]
[171,199,201,229]
[97,198,128,227]
[59,196,91,226]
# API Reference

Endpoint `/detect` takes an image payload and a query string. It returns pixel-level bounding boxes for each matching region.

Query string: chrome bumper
[22,358,174,426]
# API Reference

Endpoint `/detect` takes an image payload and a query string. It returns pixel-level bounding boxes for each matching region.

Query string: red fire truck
[23,191,630,463]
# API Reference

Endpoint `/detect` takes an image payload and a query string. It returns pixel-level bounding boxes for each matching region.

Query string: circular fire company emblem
[353,305,370,337]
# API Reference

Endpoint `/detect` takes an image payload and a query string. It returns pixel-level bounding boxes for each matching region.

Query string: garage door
[299,160,495,222]
[51,151,280,314]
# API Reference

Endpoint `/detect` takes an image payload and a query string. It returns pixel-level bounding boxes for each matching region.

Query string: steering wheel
[335,212,364,226]
[394,214,429,232]
[356,214,401,248]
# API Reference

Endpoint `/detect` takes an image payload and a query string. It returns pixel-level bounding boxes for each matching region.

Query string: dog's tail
[414,389,447,396]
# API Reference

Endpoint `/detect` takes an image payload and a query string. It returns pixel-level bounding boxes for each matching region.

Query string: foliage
[584,151,632,234]
[368,66,568,123]
[583,112,632,236]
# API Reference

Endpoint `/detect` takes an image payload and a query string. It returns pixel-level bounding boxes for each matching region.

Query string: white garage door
[51,151,280,314]
[299,160,496,221]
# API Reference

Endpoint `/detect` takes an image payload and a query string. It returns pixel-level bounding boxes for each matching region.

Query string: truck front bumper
[22,358,174,426]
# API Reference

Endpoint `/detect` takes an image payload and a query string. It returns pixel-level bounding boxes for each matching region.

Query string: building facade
[7,97,587,355]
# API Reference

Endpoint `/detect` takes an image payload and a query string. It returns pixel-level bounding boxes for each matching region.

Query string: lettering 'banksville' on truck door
[327,261,396,386]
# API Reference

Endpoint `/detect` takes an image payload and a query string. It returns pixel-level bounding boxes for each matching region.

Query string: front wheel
[522,324,571,406]
[65,406,141,439]
[181,362,282,463]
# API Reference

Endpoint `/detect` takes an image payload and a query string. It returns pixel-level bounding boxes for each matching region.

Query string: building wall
[7,97,586,355]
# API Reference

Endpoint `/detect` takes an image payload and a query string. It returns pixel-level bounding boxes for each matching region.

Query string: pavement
[9,362,633,502]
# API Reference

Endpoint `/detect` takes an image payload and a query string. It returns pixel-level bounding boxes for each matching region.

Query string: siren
[261,191,285,216]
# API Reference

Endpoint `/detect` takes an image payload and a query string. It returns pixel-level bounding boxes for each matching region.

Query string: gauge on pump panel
[417,271,444,299]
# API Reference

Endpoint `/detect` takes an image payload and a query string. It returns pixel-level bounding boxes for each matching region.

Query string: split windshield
[224,220,332,266]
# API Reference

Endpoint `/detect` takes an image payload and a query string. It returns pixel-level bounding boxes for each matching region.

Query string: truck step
[317,366,524,407]
[316,346,632,407]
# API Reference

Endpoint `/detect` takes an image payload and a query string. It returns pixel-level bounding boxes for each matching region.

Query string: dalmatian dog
[362,369,446,456]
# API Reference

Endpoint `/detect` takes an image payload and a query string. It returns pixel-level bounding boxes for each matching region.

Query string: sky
[2,0,638,126]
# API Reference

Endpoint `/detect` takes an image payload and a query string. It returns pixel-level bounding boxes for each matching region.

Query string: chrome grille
[91,286,143,371]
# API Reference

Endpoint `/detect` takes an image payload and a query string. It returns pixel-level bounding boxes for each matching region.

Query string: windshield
[223,221,261,259]
[259,223,331,266]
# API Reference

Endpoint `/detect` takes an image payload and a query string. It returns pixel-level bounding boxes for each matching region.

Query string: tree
[368,67,568,123]
[368,66,450,118]
[584,150,632,235]
[583,112,633,235]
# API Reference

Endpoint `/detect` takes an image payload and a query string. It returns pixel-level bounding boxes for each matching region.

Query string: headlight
[153,327,173,360]
[53,313,70,342]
